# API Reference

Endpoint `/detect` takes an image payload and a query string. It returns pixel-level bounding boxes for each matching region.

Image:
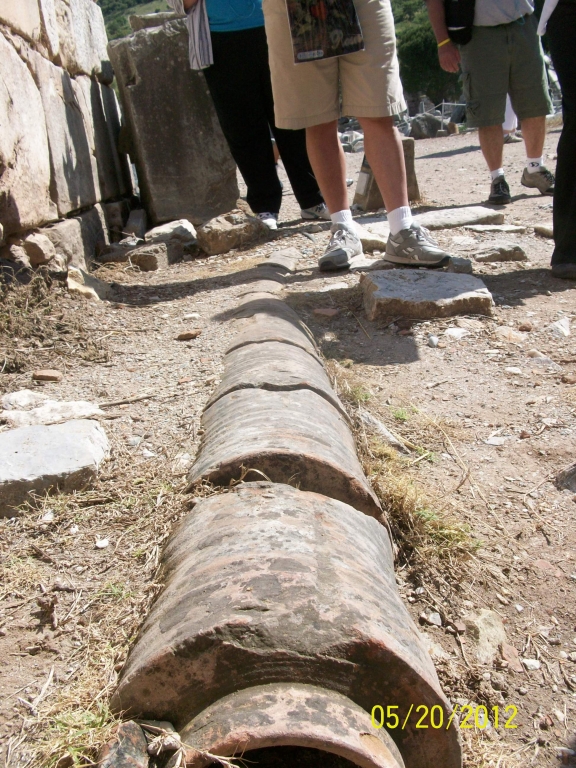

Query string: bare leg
[478,125,504,172]
[305,120,348,214]
[521,116,546,157]
[357,116,409,211]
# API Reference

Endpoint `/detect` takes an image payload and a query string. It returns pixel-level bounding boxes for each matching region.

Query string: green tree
[392,0,460,103]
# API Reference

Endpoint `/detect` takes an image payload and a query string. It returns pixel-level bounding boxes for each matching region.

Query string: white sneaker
[257,212,278,230]
[318,223,362,271]
[301,203,331,221]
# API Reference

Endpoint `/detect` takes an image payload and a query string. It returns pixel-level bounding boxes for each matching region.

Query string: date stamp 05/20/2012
[371,704,519,732]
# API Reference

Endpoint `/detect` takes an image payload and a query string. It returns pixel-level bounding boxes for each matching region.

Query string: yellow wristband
[437,38,451,48]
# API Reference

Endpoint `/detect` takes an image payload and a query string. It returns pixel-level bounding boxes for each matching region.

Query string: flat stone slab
[113,482,460,768]
[473,242,527,263]
[226,313,319,358]
[207,341,346,417]
[361,270,493,320]
[364,206,505,238]
[187,388,381,517]
[466,224,527,233]
[0,420,109,516]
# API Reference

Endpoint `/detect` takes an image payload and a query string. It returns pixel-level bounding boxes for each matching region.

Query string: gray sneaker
[318,223,362,271]
[521,166,555,195]
[384,223,451,267]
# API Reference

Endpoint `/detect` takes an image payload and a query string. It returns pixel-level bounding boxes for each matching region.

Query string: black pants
[203,26,323,215]
[547,0,576,265]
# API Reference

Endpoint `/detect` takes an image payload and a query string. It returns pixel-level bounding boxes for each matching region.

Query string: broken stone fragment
[98,721,148,768]
[0,420,110,517]
[463,609,506,665]
[176,330,202,341]
[473,242,527,263]
[556,462,576,493]
[32,369,63,382]
[21,232,57,266]
[196,211,268,256]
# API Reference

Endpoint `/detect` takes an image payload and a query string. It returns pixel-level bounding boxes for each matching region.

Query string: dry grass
[0,453,188,767]
[0,272,109,378]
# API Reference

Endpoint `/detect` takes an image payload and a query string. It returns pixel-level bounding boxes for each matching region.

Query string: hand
[438,42,461,73]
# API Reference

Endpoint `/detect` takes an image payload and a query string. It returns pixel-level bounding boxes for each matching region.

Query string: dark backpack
[445,0,476,45]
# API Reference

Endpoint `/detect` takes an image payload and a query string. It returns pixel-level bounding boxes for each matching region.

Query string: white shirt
[474,0,534,26]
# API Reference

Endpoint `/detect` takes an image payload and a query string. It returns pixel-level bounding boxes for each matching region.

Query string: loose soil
[1,126,574,768]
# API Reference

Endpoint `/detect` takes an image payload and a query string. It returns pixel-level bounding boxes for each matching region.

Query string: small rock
[196,211,266,256]
[549,317,570,337]
[98,721,148,768]
[474,242,527,263]
[453,620,466,635]
[313,308,339,318]
[21,232,57,266]
[522,658,541,671]
[183,313,200,320]
[176,330,202,341]
[518,321,533,332]
[534,224,553,238]
[527,349,546,358]
[32,369,63,382]
[70,525,79,534]
[463,609,506,665]
[444,327,469,340]
[427,612,443,627]
[446,256,473,274]
[127,436,142,447]
[562,373,576,385]
[95,538,109,549]
[490,672,508,692]
[518,687,528,695]
[53,578,75,592]
[142,448,156,458]
[514,604,524,613]
[145,219,197,245]
[428,335,439,348]
[485,436,506,446]
[556,463,576,493]
[567,652,576,662]
[505,367,522,375]
[495,326,526,344]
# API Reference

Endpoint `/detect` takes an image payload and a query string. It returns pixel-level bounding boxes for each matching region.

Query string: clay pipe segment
[181,683,405,768]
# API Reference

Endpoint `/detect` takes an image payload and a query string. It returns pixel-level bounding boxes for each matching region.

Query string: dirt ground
[1,126,575,768]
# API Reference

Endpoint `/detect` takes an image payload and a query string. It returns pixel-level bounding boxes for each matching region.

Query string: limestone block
[0,0,42,41]
[27,50,100,217]
[187,388,381,517]
[44,204,109,269]
[129,11,183,31]
[38,0,59,59]
[361,270,494,320]
[145,219,197,244]
[113,483,461,768]
[54,0,113,83]
[75,76,132,201]
[0,419,109,516]
[0,33,55,237]
[108,21,238,226]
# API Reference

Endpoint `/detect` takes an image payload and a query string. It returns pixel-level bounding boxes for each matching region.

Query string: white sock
[490,168,504,181]
[387,206,413,236]
[526,156,543,174]
[331,209,354,228]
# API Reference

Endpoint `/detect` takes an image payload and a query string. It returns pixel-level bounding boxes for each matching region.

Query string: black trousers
[203,26,323,215]
[547,0,576,264]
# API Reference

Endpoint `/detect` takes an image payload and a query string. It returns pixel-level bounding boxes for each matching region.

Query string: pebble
[522,658,541,671]
[142,448,156,458]
[549,317,571,337]
[95,538,109,549]
[183,313,200,320]
[127,436,142,447]
[32,369,63,382]
[41,510,55,522]
[518,687,528,695]
[427,335,439,348]
[567,652,576,662]
[505,367,522,375]
[514,604,524,613]
[176,330,202,341]
[313,308,339,318]
[444,328,469,340]
[70,525,79,534]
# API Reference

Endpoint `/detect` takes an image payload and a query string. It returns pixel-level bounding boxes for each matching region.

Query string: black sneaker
[488,175,511,205]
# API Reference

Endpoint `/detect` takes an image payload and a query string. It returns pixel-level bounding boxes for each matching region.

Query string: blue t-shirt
[206,0,264,31]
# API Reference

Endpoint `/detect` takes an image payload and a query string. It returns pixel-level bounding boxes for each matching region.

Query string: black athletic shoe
[488,175,511,205]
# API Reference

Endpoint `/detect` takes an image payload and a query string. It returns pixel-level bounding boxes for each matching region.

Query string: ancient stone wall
[0,0,132,270]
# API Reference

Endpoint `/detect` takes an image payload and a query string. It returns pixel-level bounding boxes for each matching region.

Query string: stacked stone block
[0,0,131,268]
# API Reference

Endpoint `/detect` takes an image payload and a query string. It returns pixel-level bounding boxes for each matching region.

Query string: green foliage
[98,0,171,40]
[392,0,461,103]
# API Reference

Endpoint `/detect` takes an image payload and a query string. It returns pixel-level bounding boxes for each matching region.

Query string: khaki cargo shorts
[262,0,406,129]
[460,14,553,128]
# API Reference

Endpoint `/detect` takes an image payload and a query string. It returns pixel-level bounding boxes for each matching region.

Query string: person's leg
[358,116,408,212]
[547,0,576,274]
[508,13,555,194]
[478,125,504,172]
[305,121,349,214]
[203,28,282,217]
